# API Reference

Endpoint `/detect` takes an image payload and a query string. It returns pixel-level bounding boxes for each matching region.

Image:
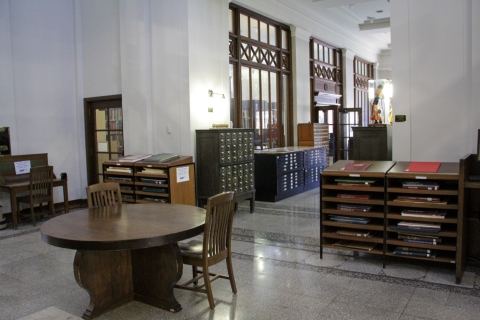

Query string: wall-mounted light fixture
[208,90,225,99]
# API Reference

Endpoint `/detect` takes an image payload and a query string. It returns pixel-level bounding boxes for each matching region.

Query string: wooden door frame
[84,94,122,186]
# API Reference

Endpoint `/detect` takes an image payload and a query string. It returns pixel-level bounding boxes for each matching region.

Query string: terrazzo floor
[1,188,480,319]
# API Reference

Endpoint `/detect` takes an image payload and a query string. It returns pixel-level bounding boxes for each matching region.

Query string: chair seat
[179,240,203,257]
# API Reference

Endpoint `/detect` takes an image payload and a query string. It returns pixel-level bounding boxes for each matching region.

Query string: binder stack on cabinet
[195,129,255,212]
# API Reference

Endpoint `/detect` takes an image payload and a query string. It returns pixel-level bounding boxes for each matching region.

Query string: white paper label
[177,166,189,183]
[14,161,31,175]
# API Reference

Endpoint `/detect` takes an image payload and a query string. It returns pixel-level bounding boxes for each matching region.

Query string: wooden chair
[86,182,122,208]
[175,191,237,309]
[16,165,55,228]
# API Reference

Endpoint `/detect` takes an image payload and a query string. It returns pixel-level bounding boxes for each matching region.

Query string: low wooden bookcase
[320,160,467,283]
[103,156,195,205]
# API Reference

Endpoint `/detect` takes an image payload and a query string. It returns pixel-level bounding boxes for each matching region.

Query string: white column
[291,26,311,145]
[342,48,355,109]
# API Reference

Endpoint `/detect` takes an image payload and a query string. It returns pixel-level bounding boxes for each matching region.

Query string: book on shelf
[336,193,370,200]
[341,162,372,171]
[106,166,132,173]
[404,162,441,173]
[140,178,167,184]
[336,183,372,187]
[397,232,441,242]
[395,246,432,254]
[143,197,167,202]
[335,178,377,186]
[122,194,134,199]
[118,154,152,162]
[336,229,374,238]
[390,221,441,233]
[394,196,444,204]
[139,153,180,163]
[398,221,441,230]
[402,181,440,190]
[107,177,132,182]
[141,168,167,175]
[333,240,376,251]
[336,203,372,212]
[400,209,446,219]
[401,239,439,245]
[329,215,371,224]
[142,187,167,193]
[393,249,436,258]
[120,186,132,190]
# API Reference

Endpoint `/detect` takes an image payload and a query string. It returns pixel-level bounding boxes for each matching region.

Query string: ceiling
[308,0,391,47]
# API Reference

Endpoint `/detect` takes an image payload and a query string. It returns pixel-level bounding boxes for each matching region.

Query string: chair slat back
[29,165,54,200]
[86,182,122,208]
[204,191,235,258]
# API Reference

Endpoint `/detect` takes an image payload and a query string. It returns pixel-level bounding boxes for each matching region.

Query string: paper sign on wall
[14,161,31,175]
[176,166,189,183]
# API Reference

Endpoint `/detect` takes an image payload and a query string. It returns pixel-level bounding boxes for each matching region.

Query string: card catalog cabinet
[196,129,255,212]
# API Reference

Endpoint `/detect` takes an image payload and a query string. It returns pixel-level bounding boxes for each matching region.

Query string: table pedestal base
[74,243,183,319]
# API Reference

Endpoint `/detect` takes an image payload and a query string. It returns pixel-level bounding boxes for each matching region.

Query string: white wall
[391,0,479,162]
[0,0,82,212]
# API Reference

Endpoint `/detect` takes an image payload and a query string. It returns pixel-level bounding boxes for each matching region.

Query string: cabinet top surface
[254,146,323,154]
[388,161,459,176]
[196,128,254,133]
[104,156,193,167]
[323,160,396,174]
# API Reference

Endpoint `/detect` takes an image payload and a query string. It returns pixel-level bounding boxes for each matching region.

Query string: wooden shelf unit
[385,161,465,284]
[320,160,395,261]
[103,156,196,205]
[103,160,135,203]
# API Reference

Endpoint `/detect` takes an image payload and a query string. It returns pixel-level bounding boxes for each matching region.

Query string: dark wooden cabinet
[255,146,328,202]
[352,125,392,161]
[195,129,255,212]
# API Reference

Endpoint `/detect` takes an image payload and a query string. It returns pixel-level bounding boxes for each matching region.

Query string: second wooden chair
[175,191,237,309]
[86,182,122,208]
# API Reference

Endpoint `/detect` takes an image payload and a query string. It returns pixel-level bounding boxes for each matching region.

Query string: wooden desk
[0,175,69,229]
[41,203,206,319]
[0,153,69,229]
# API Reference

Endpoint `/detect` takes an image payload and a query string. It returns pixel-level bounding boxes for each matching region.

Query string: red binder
[342,162,371,171]
[404,162,441,173]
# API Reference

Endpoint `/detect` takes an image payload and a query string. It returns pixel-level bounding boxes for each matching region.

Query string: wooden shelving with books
[385,161,465,284]
[103,155,196,206]
[320,160,396,263]
[103,160,136,203]
[134,156,195,205]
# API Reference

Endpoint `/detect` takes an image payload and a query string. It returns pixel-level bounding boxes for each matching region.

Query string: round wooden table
[41,203,206,319]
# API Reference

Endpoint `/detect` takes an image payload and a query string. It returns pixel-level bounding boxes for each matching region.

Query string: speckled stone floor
[2,188,480,319]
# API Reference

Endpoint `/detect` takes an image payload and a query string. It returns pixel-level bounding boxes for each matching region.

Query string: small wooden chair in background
[86,182,122,208]
[175,191,237,309]
[16,165,55,228]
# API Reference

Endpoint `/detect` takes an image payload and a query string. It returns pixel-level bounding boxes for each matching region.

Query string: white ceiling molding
[358,17,390,33]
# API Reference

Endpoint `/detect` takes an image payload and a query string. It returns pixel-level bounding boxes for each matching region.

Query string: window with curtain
[229,4,292,149]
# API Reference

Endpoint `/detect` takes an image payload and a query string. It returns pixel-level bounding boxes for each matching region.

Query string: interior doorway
[84,95,123,186]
